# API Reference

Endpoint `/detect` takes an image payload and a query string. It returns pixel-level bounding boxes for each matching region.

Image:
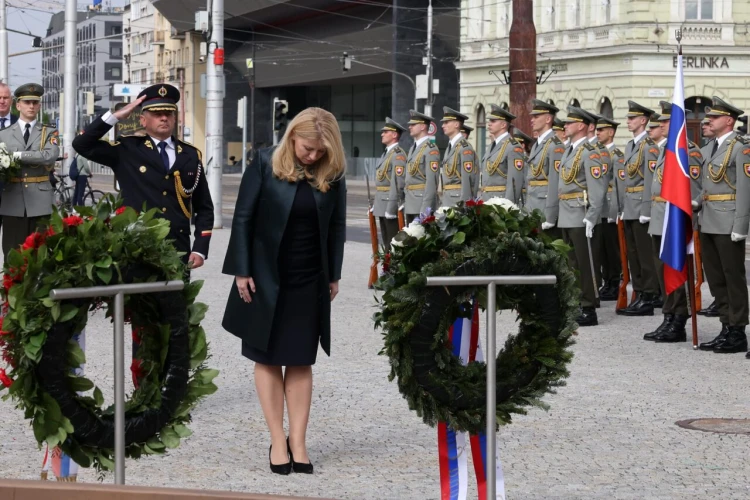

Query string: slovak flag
[659,53,693,294]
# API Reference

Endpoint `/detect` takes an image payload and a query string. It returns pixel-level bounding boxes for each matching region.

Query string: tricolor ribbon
[438,302,505,499]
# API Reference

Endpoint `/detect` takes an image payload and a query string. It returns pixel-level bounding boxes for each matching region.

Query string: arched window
[476,104,487,155]
[599,97,613,120]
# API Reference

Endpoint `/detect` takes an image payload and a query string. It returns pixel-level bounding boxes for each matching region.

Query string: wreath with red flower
[0,196,217,473]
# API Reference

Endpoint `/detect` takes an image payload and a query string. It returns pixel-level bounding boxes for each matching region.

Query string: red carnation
[21,232,45,250]
[466,200,477,207]
[422,215,435,224]
[2,274,13,292]
[62,215,84,227]
[45,227,56,237]
[130,359,145,382]
[0,368,12,387]
[115,207,127,215]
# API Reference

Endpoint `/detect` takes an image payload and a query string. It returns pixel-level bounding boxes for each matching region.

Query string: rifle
[397,209,405,230]
[583,191,599,300]
[693,229,703,311]
[613,171,632,310]
[366,173,379,289]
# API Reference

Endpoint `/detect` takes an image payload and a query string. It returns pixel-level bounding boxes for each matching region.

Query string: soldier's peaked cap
[648,114,661,127]
[564,106,594,125]
[138,84,180,112]
[381,117,407,134]
[407,109,435,125]
[626,100,654,118]
[513,129,533,144]
[658,100,673,120]
[552,117,565,130]
[487,104,516,121]
[461,123,474,133]
[596,116,620,129]
[706,96,744,119]
[441,106,468,123]
[530,99,559,115]
[14,83,44,101]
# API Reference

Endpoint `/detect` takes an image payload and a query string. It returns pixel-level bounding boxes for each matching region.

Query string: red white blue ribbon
[438,302,506,499]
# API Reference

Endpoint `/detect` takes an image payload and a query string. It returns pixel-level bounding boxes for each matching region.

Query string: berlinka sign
[672,56,729,69]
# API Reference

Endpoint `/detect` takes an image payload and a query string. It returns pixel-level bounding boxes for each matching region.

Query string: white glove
[691,200,699,209]
[583,219,594,238]
[541,222,555,230]
[607,218,615,223]
[639,216,650,225]
[385,211,397,220]
[398,205,404,212]
[731,232,747,242]
[12,152,21,160]
[369,207,373,213]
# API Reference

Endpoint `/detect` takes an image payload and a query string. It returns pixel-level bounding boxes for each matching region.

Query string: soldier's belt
[703,194,736,202]
[406,184,426,190]
[376,186,390,191]
[10,176,48,183]
[558,192,583,200]
[653,196,666,203]
[443,184,461,190]
[482,186,506,192]
[626,186,644,193]
[529,180,548,186]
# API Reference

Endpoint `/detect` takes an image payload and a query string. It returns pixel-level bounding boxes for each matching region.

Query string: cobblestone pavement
[1,228,750,499]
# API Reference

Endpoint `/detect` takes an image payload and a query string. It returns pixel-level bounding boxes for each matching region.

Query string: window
[476,105,486,156]
[110,42,122,58]
[599,97,613,120]
[574,0,581,27]
[105,62,122,81]
[686,0,713,20]
[550,2,556,31]
[604,0,611,23]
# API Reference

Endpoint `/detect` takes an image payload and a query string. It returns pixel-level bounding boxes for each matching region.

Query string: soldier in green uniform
[0,83,59,258]
[696,98,750,355]
[479,105,524,205]
[559,107,607,326]
[440,107,478,206]
[404,110,439,223]
[528,99,565,235]
[618,101,661,316]
[595,116,624,300]
[644,103,703,342]
[371,117,407,248]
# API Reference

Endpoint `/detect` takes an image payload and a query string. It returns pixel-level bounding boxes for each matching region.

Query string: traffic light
[273,98,288,135]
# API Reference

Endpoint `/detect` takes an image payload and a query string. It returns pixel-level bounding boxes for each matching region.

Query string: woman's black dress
[242,181,324,366]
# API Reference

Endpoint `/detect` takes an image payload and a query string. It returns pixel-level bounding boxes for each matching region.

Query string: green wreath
[374,198,579,434]
[0,196,218,472]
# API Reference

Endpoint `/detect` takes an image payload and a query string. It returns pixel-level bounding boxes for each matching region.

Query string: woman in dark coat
[222,107,346,475]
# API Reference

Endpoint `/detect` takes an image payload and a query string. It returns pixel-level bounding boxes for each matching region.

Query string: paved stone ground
[2,228,750,499]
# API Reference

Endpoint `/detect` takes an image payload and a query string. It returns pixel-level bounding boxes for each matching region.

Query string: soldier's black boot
[620,292,655,317]
[600,279,618,301]
[698,323,729,351]
[654,314,688,343]
[712,326,748,353]
[617,291,642,315]
[651,294,664,309]
[576,307,598,327]
[643,314,674,341]
[698,300,719,317]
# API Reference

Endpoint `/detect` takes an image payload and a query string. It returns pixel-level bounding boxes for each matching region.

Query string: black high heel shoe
[269,444,292,475]
[287,437,314,474]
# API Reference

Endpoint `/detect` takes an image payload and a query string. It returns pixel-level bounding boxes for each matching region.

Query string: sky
[6,0,128,89]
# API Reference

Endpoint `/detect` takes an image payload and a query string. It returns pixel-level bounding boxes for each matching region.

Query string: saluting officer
[440,107,478,206]
[558,107,607,326]
[480,105,524,204]
[0,83,59,258]
[404,110,439,222]
[595,116,625,301]
[372,117,407,248]
[73,83,214,267]
[644,102,703,343]
[618,101,661,316]
[528,99,565,236]
[695,98,750,355]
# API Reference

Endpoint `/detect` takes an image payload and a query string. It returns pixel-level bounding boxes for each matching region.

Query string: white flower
[435,206,450,215]
[390,237,404,249]
[403,220,427,239]
[485,197,519,211]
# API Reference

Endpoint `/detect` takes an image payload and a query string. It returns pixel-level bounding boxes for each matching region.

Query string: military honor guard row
[370,96,750,358]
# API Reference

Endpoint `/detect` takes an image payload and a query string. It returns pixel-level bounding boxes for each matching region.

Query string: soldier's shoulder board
[736,135,749,145]
[613,147,623,156]
[459,138,469,148]
[645,137,656,145]
[551,135,563,145]
[582,142,595,151]
[178,140,203,161]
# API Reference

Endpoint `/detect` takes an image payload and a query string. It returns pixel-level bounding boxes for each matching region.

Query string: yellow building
[457,0,750,152]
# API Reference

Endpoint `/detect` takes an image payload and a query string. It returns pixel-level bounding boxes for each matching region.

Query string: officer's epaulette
[688,140,699,149]
[644,136,656,145]
[508,136,520,145]
[550,135,563,145]
[459,138,470,148]
[582,142,595,151]
[735,135,748,145]
[40,122,56,128]
[613,147,623,156]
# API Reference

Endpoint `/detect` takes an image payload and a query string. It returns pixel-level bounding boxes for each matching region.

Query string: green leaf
[196,368,220,385]
[97,452,115,471]
[51,302,61,321]
[93,387,104,406]
[160,427,181,449]
[67,340,87,366]
[96,267,113,284]
[452,232,466,245]
[189,327,207,357]
[458,216,471,227]
[86,262,94,280]
[68,376,94,392]
[190,343,207,369]
[54,250,64,262]
[95,255,113,268]
[146,436,167,450]
[188,381,218,397]
[173,424,193,438]
[68,445,92,468]
[188,303,208,326]
[59,304,79,323]
[184,280,204,302]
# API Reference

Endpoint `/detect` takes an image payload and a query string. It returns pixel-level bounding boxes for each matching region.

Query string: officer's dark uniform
[73,84,214,262]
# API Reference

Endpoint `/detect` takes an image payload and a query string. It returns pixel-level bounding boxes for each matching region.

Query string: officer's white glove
[369,207,373,213]
[583,219,595,238]
[398,205,404,212]
[607,218,615,223]
[731,232,747,242]
[541,222,555,230]
[12,152,21,160]
[639,215,650,225]
[385,211,397,220]
[691,200,700,212]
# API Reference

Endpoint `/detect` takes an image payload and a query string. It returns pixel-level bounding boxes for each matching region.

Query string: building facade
[457,0,750,151]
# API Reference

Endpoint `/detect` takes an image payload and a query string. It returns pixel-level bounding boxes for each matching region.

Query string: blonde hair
[272,107,346,192]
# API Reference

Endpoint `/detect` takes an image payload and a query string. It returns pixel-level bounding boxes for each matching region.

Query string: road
[90,173,374,244]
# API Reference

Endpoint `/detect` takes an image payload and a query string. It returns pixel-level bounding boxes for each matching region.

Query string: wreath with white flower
[375,197,579,434]
[0,197,218,472]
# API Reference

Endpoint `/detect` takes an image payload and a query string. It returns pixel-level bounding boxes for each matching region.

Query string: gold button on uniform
[162,208,167,213]
[163,191,167,196]
[164,175,169,179]
[139,166,146,173]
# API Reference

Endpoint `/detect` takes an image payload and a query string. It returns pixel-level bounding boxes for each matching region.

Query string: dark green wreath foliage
[374,199,579,434]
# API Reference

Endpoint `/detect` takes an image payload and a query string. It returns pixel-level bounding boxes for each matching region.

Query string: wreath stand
[425,274,557,500]
[49,280,185,485]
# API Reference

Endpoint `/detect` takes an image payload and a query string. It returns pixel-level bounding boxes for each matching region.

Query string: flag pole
[675,27,699,348]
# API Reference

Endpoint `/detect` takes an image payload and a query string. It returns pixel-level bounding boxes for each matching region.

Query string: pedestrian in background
[222,107,347,475]
[72,151,92,206]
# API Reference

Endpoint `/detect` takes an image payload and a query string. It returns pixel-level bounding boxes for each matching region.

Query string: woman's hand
[236,276,256,303]
[329,281,339,302]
